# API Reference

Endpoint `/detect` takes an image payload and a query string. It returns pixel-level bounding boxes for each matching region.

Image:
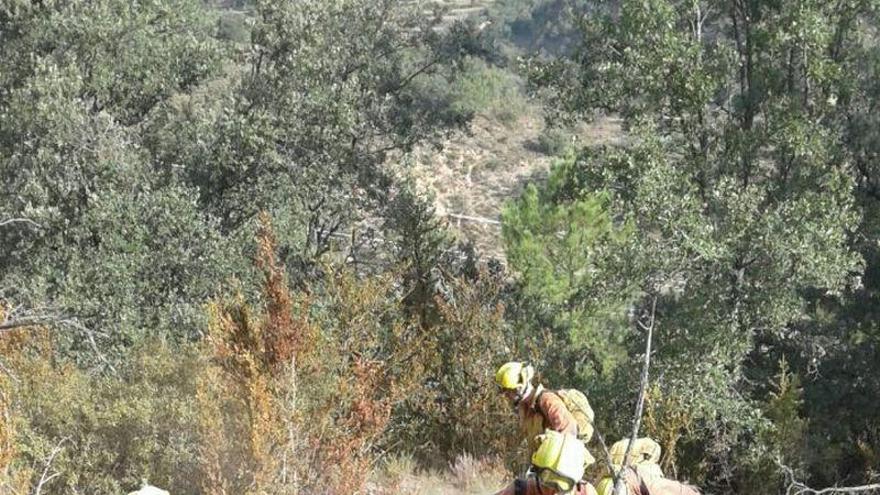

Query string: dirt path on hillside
[411,112,622,261]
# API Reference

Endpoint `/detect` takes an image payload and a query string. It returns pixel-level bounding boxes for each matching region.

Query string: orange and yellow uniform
[518,387,579,456]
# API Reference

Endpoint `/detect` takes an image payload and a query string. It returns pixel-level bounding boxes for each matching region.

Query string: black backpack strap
[533,389,544,414]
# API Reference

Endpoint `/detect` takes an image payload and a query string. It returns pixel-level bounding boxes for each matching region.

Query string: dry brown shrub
[256,211,314,369]
[322,358,394,494]
[0,313,17,483]
[198,213,410,495]
[0,314,51,494]
[311,268,427,494]
[195,369,231,495]
[197,213,316,495]
[372,453,509,495]
[0,339,20,494]
[449,453,508,492]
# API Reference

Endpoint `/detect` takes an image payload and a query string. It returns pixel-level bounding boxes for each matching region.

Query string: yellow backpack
[609,437,661,468]
[608,437,664,481]
[556,389,595,442]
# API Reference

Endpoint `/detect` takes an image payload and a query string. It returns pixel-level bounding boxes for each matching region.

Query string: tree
[798,6,880,485]
[0,0,224,126]
[0,0,238,365]
[502,154,635,380]
[487,0,594,57]
[146,0,481,276]
[523,0,868,489]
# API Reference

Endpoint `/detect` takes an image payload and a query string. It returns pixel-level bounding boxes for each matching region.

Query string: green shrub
[4,334,203,495]
[451,58,530,125]
[394,268,524,467]
[534,125,575,156]
[217,11,252,44]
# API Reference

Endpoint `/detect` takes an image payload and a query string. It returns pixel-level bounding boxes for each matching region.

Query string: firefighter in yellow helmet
[495,362,579,459]
[492,430,598,495]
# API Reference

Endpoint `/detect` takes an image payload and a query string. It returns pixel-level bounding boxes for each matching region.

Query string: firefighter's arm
[538,392,579,436]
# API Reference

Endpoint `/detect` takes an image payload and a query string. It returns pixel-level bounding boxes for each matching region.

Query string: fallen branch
[0,309,116,374]
[58,318,117,375]
[613,296,657,495]
[0,302,58,332]
[0,357,18,383]
[779,461,880,495]
[0,218,42,229]
[445,213,502,225]
[0,316,58,332]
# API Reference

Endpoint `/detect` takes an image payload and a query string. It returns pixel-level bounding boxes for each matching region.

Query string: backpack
[609,437,662,468]
[556,389,595,443]
[608,437,664,480]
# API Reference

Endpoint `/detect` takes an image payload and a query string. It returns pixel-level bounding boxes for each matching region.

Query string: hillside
[412,111,622,260]
[406,0,625,260]
[4,1,880,494]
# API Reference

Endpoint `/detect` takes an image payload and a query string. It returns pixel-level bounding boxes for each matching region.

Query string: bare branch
[779,461,880,495]
[0,301,59,331]
[613,296,657,495]
[0,357,19,383]
[58,319,117,375]
[0,218,42,229]
[0,310,117,374]
[33,437,69,495]
[0,316,57,332]
[445,213,501,225]
[800,483,880,494]
[388,57,440,93]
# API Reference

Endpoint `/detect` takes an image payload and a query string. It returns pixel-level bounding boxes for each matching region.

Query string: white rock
[127,485,170,495]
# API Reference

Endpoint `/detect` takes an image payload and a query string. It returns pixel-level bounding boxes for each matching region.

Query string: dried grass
[373,454,509,495]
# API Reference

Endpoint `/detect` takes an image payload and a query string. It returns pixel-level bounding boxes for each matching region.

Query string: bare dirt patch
[410,111,622,260]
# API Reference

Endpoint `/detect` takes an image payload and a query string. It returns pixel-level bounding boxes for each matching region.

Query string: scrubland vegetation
[2,0,880,494]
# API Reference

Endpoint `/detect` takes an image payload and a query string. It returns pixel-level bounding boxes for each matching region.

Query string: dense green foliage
[2,0,880,494]
[517,0,880,491]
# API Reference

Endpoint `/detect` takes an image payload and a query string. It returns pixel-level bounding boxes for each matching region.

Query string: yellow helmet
[531,430,588,494]
[495,362,534,391]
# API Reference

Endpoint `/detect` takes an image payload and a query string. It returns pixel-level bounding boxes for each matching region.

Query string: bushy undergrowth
[417,56,531,126]
[454,58,530,125]
[0,215,531,494]
[395,270,522,466]
[533,125,575,156]
[1,330,203,494]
